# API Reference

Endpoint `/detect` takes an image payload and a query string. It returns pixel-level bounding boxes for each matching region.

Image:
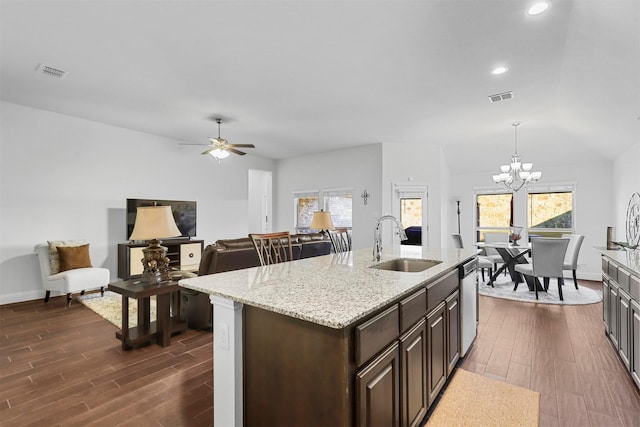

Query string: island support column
[211,295,243,426]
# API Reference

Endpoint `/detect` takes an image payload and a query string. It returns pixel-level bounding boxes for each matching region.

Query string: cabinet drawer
[630,274,640,301]
[618,268,631,294]
[400,288,426,333]
[356,304,399,367]
[427,270,458,313]
[180,243,202,270]
[608,262,618,282]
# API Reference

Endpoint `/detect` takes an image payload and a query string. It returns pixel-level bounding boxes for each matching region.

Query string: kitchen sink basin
[370,258,442,273]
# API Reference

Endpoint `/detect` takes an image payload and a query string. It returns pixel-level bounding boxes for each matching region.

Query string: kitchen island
[180,245,477,426]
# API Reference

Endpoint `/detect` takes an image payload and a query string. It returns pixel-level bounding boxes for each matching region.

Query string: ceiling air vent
[488,91,513,103]
[37,64,67,79]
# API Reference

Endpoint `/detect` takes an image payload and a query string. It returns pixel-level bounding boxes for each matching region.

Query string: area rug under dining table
[479,275,602,305]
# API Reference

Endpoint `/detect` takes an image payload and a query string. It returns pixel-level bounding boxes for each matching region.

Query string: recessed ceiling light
[528,2,549,15]
[491,66,509,75]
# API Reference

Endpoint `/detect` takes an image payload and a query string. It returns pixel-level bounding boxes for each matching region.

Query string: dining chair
[451,233,494,283]
[514,237,570,300]
[561,234,585,289]
[249,232,294,266]
[483,232,509,277]
[329,228,351,253]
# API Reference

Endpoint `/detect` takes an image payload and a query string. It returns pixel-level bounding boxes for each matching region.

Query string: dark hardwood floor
[0,295,213,427]
[1,279,638,426]
[460,280,640,427]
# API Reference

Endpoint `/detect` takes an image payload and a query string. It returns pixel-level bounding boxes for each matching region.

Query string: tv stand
[117,239,204,280]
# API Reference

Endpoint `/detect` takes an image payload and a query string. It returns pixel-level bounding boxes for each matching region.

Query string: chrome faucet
[373,215,408,261]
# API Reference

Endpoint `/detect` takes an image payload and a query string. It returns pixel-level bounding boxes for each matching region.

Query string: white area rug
[77,290,156,327]
[479,275,602,305]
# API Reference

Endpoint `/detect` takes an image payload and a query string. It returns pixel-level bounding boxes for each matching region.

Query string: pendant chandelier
[492,122,542,192]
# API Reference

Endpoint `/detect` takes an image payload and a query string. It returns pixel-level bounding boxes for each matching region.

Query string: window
[293,188,353,233]
[400,198,422,228]
[294,191,319,233]
[475,192,513,241]
[527,186,574,238]
[323,189,353,228]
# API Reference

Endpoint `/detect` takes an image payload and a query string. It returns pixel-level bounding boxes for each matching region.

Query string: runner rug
[77,290,156,328]
[426,368,540,427]
[479,275,602,305]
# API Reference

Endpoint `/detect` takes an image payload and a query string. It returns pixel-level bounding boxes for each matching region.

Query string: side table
[108,278,187,350]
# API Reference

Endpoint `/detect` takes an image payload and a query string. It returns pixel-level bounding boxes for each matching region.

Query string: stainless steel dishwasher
[459,258,478,356]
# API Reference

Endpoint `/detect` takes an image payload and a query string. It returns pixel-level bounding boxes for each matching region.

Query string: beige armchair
[35,241,110,306]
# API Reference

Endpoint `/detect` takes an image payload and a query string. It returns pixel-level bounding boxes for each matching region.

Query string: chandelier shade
[492,122,542,192]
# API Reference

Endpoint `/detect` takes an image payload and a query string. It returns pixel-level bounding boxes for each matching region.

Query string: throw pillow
[57,244,93,272]
[47,239,88,274]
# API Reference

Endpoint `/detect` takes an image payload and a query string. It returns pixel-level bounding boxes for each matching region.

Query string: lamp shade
[310,210,334,231]
[129,206,181,240]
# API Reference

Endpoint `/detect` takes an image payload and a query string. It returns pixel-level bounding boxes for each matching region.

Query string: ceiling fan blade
[201,147,215,155]
[227,144,255,148]
[227,148,247,156]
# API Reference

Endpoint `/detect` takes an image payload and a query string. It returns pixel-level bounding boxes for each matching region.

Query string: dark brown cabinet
[356,342,400,427]
[446,290,460,376]
[400,319,428,427]
[426,301,447,406]
[117,239,203,280]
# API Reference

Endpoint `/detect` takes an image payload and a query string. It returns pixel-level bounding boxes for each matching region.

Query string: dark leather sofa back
[198,233,331,276]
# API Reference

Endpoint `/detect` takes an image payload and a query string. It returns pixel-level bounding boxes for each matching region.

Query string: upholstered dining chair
[483,232,509,277]
[329,228,352,253]
[35,241,109,306]
[561,234,585,289]
[249,232,294,266]
[514,237,570,300]
[451,233,494,283]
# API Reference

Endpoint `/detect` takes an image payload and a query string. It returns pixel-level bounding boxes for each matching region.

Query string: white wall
[613,142,640,243]
[0,102,276,304]
[381,143,446,248]
[275,144,382,249]
[451,159,614,280]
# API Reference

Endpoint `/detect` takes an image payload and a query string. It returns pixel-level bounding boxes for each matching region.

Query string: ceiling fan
[181,118,255,159]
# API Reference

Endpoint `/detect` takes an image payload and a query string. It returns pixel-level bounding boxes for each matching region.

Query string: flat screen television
[126,198,197,241]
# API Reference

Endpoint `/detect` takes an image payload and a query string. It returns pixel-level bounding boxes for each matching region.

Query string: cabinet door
[129,247,145,276]
[180,242,202,271]
[356,341,400,427]
[631,299,640,389]
[619,290,631,370]
[427,302,447,406]
[609,283,619,348]
[400,319,427,427]
[446,290,460,375]
[603,277,610,329]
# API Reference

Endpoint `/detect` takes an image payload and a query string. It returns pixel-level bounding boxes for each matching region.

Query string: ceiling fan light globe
[210,148,230,159]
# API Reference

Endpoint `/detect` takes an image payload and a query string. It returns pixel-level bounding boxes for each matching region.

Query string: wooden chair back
[249,232,294,266]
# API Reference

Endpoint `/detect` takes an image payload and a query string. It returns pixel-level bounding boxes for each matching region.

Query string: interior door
[248,169,272,233]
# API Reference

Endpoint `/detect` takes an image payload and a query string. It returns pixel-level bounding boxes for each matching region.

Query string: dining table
[476,242,544,291]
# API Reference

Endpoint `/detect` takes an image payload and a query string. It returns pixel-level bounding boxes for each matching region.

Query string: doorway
[393,183,428,246]
[248,169,272,233]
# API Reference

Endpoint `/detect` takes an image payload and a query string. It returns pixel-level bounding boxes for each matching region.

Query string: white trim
[392,182,429,246]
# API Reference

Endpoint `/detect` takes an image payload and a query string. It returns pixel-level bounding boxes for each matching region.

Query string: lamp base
[139,239,172,284]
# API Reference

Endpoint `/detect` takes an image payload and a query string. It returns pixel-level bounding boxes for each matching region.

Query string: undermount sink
[370,258,442,273]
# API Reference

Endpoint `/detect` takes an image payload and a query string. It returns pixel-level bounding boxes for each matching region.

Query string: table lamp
[129,205,182,283]
[310,209,334,238]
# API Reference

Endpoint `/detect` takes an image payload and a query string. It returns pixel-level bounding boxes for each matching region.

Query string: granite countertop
[595,247,640,276]
[179,245,476,329]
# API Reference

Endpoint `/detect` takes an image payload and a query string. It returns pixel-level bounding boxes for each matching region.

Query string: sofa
[197,233,332,275]
[180,233,332,329]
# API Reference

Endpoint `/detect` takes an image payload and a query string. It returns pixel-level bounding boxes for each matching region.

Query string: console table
[108,279,187,350]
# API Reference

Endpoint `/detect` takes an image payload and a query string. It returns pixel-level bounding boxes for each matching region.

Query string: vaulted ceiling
[1,1,638,174]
